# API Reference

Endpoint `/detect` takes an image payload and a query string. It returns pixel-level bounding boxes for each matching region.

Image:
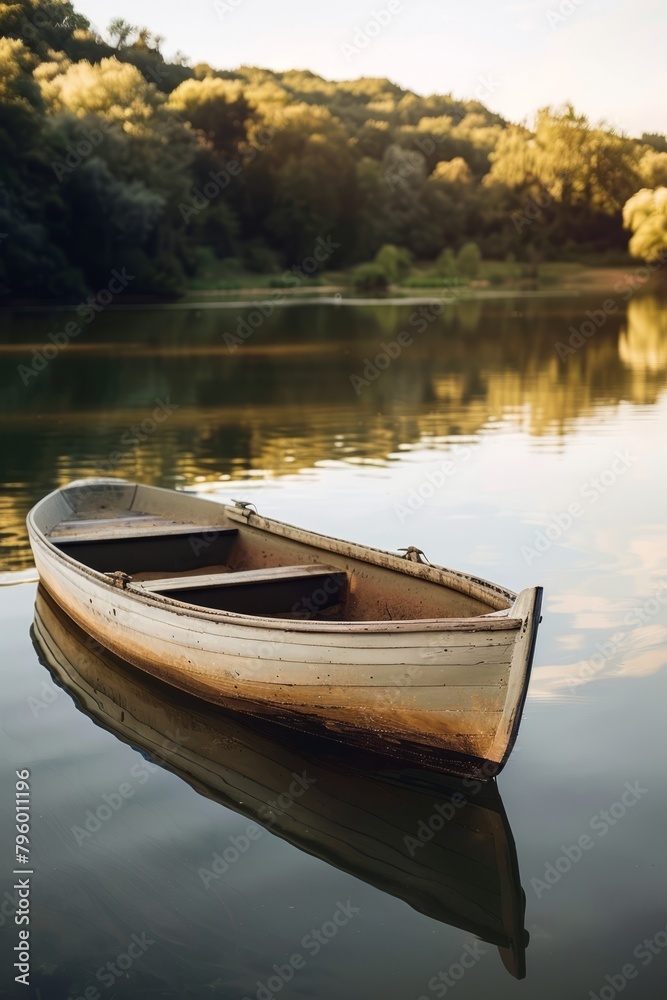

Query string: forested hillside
[1,0,666,299]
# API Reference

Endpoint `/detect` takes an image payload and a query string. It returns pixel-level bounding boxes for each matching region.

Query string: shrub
[353,263,389,292]
[456,241,482,279]
[243,240,283,274]
[374,243,412,283]
[435,247,458,279]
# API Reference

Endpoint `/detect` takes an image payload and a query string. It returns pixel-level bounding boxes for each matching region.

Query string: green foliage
[0,5,662,299]
[488,106,642,215]
[431,157,472,185]
[187,248,243,289]
[353,263,389,292]
[639,149,667,189]
[242,240,282,274]
[623,187,667,263]
[641,133,667,154]
[374,244,412,283]
[435,248,458,278]
[168,77,250,153]
[108,18,134,48]
[456,241,482,279]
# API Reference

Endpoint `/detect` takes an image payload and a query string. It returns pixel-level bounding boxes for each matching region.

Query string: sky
[73,0,666,137]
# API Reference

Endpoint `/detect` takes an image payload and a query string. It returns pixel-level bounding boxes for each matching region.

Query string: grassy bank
[184,258,661,300]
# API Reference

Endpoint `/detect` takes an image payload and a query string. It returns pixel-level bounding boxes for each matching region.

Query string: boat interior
[36,481,513,622]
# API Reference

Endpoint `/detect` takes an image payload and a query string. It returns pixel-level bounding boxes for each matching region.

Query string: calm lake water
[1,293,667,998]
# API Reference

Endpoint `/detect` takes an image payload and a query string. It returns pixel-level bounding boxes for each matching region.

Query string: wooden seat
[49,519,233,544]
[51,526,238,575]
[137,564,345,593]
[136,564,348,617]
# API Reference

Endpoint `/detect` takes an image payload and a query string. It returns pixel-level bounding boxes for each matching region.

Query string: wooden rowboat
[27,478,542,779]
[31,586,529,978]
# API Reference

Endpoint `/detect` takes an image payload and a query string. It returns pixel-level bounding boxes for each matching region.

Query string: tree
[108,18,134,48]
[431,157,472,185]
[0,37,44,145]
[623,187,667,263]
[1,21,666,302]
[352,157,388,260]
[135,27,152,48]
[353,262,388,292]
[435,248,458,278]
[168,77,250,153]
[641,133,667,154]
[488,106,642,214]
[639,149,667,189]
[374,244,412,283]
[457,241,482,279]
[257,103,356,261]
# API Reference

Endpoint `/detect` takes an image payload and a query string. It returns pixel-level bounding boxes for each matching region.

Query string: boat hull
[27,480,542,778]
[31,586,529,979]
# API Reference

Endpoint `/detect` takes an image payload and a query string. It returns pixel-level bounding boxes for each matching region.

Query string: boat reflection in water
[32,586,529,980]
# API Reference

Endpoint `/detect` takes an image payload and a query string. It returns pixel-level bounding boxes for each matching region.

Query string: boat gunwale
[27,480,523,635]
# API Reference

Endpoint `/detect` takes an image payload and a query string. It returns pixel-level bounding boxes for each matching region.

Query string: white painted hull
[31,585,528,979]
[27,479,542,777]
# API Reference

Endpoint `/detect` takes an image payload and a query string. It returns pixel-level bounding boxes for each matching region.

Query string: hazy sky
[74,0,665,136]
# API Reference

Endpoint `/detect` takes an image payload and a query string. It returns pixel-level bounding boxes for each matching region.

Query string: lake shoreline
[3,265,665,311]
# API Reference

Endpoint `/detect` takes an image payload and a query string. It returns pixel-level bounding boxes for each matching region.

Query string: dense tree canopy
[0,0,665,298]
[624,187,667,263]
